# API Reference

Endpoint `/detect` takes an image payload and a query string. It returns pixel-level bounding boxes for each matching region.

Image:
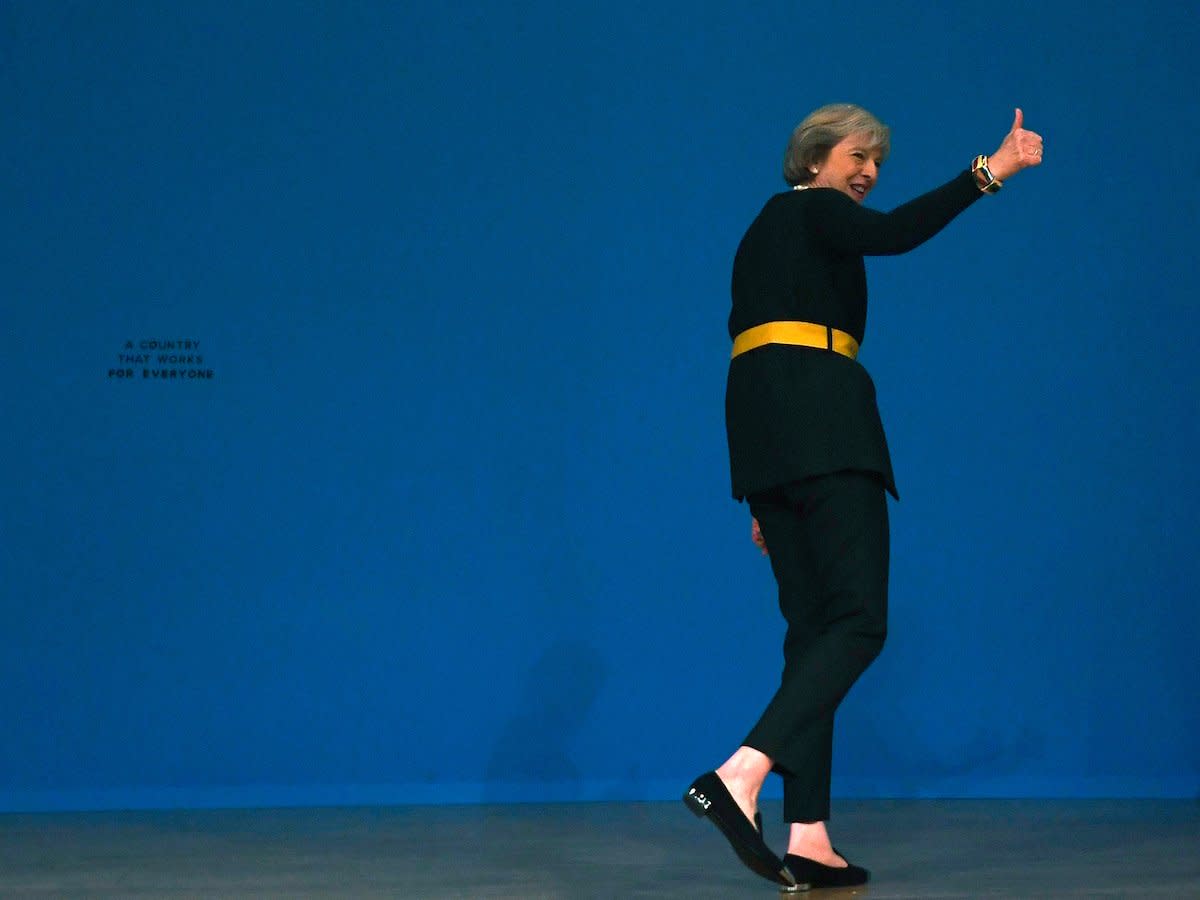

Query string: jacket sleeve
[803,170,983,256]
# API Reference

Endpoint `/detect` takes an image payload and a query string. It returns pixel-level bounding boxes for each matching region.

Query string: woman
[683,104,1043,890]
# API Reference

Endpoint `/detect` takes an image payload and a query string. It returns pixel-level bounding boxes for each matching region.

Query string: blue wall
[3,1,1197,811]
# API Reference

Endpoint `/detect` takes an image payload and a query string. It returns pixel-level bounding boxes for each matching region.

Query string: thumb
[1011,107,1023,132]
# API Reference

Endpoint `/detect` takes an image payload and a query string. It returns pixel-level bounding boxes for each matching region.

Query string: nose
[863,159,877,180]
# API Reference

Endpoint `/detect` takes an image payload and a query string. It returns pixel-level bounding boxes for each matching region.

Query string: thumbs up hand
[988,107,1044,181]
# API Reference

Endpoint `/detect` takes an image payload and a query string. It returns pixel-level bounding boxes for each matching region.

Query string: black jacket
[726,170,982,500]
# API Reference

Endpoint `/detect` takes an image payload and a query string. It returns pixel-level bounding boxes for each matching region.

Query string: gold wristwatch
[971,155,1002,193]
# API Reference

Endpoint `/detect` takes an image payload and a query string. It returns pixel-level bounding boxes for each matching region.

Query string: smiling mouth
[850,183,869,198]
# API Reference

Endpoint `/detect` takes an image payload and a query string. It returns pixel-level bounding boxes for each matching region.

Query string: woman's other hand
[751,517,769,556]
[988,108,1044,180]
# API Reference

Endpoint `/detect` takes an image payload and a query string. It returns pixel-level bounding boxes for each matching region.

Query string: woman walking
[684,103,1044,891]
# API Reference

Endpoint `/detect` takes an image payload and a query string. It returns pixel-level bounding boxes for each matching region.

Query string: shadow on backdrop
[484,640,606,802]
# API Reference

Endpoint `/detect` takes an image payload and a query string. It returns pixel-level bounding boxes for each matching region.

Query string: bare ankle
[714,747,772,822]
[787,821,831,851]
[786,821,846,866]
[716,746,772,785]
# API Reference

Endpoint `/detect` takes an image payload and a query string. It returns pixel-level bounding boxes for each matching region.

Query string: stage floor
[2,799,1197,898]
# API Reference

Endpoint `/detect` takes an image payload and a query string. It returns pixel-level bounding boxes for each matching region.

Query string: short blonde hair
[783,103,891,186]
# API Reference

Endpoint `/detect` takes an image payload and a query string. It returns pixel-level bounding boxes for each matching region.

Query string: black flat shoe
[683,772,796,887]
[779,849,869,892]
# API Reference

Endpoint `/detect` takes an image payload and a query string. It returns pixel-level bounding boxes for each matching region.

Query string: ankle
[715,746,772,789]
[787,821,832,854]
[716,769,762,808]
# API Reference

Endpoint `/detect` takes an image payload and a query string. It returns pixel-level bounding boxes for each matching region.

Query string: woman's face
[811,132,883,204]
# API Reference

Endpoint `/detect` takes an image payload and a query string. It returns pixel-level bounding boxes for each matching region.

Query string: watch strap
[971,154,1002,193]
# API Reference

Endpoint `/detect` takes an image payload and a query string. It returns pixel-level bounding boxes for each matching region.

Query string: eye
[851,151,865,160]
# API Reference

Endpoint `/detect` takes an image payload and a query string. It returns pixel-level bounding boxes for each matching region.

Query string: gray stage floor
[1,799,1197,898]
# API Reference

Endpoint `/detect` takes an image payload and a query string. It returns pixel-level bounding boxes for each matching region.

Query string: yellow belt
[731,320,860,360]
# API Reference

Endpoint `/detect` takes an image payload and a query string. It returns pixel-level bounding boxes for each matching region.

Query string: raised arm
[802,173,982,256]
[805,108,1044,257]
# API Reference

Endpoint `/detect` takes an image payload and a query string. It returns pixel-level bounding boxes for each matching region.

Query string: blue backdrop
[3,1,1197,812]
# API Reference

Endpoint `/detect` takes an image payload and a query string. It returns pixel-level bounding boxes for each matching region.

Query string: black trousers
[744,470,889,823]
